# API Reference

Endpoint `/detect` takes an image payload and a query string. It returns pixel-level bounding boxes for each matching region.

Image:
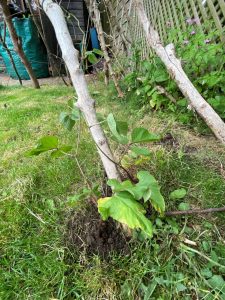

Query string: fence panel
[108,0,225,56]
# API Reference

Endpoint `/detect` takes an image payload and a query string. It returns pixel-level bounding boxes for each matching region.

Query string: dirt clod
[66,204,130,259]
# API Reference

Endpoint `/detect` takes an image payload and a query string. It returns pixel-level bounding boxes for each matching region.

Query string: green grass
[0,83,225,299]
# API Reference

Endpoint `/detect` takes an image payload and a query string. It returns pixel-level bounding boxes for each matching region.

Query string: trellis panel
[108,0,225,57]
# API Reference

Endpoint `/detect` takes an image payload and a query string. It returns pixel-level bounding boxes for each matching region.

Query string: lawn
[0,82,225,299]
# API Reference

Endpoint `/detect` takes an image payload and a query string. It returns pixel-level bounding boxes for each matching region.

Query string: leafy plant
[98,171,165,237]
[123,23,225,125]
[27,111,165,237]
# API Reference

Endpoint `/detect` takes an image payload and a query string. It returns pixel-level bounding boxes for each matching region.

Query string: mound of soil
[66,204,130,258]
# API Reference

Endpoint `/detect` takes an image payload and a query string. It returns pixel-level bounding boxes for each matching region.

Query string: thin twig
[165,206,225,216]
[94,142,135,182]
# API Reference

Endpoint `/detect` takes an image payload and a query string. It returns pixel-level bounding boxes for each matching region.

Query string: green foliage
[178,202,190,211]
[169,188,187,200]
[131,127,160,143]
[130,146,151,157]
[107,113,129,144]
[107,113,160,145]
[84,48,104,65]
[26,136,72,157]
[98,192,153,237]
[123,25,225,126]
[59,99,80,131]
[98,171,165,236]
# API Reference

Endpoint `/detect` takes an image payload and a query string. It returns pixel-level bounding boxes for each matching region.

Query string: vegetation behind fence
[109,0,225,55]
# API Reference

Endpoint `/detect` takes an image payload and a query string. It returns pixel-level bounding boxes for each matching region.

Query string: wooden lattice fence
[109,0,225,56]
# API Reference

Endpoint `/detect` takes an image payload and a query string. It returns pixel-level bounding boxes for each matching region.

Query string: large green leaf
[26,136,58,156]
[107,113,129,144]
[98,191,153,237]
[131,128,160,143]
[108,178,145,200]
[108,171,165,215]
[107,179,134,193]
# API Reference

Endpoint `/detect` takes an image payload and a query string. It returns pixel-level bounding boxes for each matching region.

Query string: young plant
[27,107,165,238]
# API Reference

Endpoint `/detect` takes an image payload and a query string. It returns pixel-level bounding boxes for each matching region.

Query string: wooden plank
[158,3,167,42]
[182,0,192,18]
[218,0,225,19]
[189,0,201,25]
[175,0,187,31]
[206,0,224,34]
[165,0,177,42]
[170,0,183,39]
[196,0,208,23]
[164,0,175,28]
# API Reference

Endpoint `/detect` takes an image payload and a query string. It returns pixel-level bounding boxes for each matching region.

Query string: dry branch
[0,23,22,85]
[85,0,123,97]
[165,206,225,216]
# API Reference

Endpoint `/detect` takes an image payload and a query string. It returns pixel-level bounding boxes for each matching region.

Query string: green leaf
[70,107,80,121]
[107,179,134,193]
[92,48,103,56]
[87,53,98,64]
[136,171,165,214]
[107,113,129,144]
[59,112,75,131]
[26,136,58,156]
[169,188,187,200]
[130,146,151,157]
[67,99,74,109]
[108,171,165,215]
[117,121,128,136]
[153,69,169,82]
[51,146,72,158]
[207,275,225,291]
[131,128,160,143]
[176,283,187,292]
[37,136,58,149]
[200,268,213,279]
[178,202,190,211]
[98,191,153,237]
